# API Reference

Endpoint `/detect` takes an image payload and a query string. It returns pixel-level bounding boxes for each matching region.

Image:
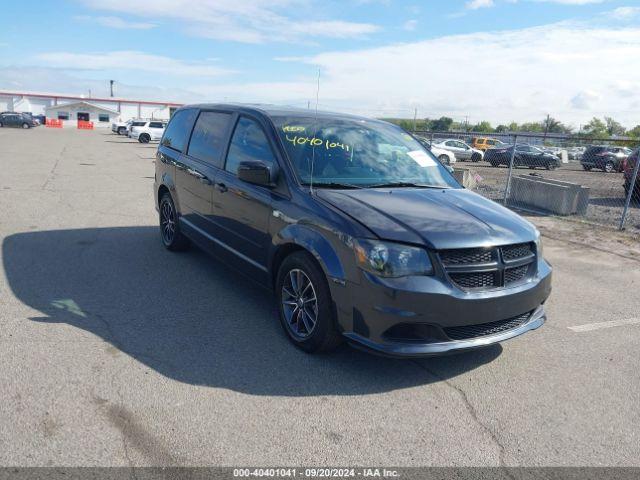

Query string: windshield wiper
[366,182,450,189]
[302,181,363,189]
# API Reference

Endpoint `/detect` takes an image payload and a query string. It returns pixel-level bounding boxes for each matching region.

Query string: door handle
[187,167,210,183]
[215,182,228,193]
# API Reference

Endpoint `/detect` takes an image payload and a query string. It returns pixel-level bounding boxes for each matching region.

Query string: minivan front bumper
[331,259,552,358]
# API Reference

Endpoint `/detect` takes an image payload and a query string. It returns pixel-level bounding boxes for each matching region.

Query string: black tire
[0,122,3,127]
[276,251,342,353]
[604,161,614,173]
[471,152,481,162]
[546,162,557,170]
[438,154,450,165]
[159,193,189,251]
[139,133,150,143]
[489,160,499,167]
[22,122,30,129]
[582,165,592,171]
[117,127,126,135]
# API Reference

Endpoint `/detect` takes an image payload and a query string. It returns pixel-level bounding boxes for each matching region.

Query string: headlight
[353,239,433,277]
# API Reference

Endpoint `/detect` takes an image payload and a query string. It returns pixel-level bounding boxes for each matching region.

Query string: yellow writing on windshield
[285,135,351,152]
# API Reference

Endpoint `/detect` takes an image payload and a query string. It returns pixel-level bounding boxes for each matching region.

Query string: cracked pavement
[0,128,639,466]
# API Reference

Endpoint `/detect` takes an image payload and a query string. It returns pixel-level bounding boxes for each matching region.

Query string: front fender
[271,223,346,283]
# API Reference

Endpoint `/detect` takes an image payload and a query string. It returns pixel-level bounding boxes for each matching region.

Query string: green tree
[543,116,572,134]
[495,124,509,133]
[519,122,544,133]
[472,121,494,133]
[508,121,520,132]
[628,125,640,138]
[605,117,626,136]
[583,117,607,137]
[431,116,453,131]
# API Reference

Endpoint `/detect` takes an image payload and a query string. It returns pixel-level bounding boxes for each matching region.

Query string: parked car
[154,104,551,357]
[623,148,640,200]
[130,120,166,143]
[414,137,456,165]
[581,146,631,173]
[433,139,483,162]
[0,113,38,129]
[484,144,560,170]
[568,146,585,161]
[472,137,505,151]
[112,119,130,135]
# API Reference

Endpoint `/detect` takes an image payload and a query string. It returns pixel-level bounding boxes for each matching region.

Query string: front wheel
[471,152,481,162]
[438,154,450,165]
[276,251,342,353]
[117,127,126,135]
[604,161,614,173]
[22,123,30,129]
[546,163,557,170]
[139,133,150,143]
[159,193,189,251]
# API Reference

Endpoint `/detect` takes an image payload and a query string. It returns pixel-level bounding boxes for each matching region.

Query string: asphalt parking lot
[1,127,639,467]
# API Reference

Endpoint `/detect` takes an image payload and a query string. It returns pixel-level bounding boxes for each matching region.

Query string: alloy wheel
[281,268,318,339]
[160,200,176,244]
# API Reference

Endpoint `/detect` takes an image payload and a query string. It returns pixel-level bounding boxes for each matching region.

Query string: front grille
[440,248,494,265]
[449,271,496,289]
[502,243,533,261]
[439,242,536,291]
[505,265,529,284]
[443,312,531,340]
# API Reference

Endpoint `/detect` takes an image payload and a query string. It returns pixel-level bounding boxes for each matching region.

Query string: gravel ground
[1,127,639,468]
[456,159,640,233]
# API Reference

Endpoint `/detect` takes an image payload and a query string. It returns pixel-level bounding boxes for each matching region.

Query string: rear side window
[187,111,232,168]
[225,117,275,175]
[149,121,164,128]
[161,109,197,153]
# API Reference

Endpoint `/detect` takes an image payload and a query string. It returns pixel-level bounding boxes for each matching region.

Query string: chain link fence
[413,131,640,234]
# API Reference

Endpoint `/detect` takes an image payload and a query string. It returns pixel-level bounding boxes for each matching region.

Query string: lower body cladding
[330,260,552,357]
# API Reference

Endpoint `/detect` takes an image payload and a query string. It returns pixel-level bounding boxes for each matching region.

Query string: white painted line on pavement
[568,318,640,333]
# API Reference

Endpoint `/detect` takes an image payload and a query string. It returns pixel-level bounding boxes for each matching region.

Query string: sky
[1,0,640,128]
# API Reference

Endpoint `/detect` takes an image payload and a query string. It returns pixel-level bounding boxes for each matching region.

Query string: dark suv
[0,112,37,129]
[581,146,631,173]
[154,105,552,357]
[484,144,560,170]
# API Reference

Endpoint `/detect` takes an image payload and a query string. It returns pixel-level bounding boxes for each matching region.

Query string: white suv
[129,120,167,143]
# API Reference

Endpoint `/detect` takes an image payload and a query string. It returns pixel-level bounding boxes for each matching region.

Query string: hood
[316,188,537,250]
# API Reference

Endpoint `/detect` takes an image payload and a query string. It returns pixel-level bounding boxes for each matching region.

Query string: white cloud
[188,22,640,126]
[535,0,605,4]
[466,0,495,10]
[77,0,380,43]
[33,51,234,77]
[606,7,640,20]
[74,15,157,29]
[403,19,418,31]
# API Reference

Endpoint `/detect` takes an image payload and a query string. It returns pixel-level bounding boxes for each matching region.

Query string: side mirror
[237,160,276,187]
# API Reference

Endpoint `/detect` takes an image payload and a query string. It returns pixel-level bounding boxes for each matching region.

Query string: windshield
[272,116,459,188]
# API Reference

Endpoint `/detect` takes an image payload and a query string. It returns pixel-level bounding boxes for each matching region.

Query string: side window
[225,117,276,175]
[149,121,164,128]
[187,111,232,168]
[161,109,197,153]
[445,140,455,147]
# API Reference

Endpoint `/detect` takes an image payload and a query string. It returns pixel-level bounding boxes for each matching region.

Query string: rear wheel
[117,127,126,135]
[582,165,592,171]
[22,123,30,129]
[0,121,3,127]
[159,193,189,251]
[604,161,614,173]
[471,152,481,162]
[276,251,342,353]
[139,133,151,143]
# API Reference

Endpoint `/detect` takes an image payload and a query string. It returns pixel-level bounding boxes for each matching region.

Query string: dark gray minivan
[154,104,551,357]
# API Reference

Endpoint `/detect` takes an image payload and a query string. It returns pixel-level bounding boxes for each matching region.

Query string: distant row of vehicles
[111,118,167,143]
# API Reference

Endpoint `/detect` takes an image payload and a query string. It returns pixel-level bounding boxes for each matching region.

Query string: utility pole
[88,89,91,98]
[412,107,418,132]
[307,100,310,109]
[109,80,115,98]
[543,113,550,143]
[465,115,469,132]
